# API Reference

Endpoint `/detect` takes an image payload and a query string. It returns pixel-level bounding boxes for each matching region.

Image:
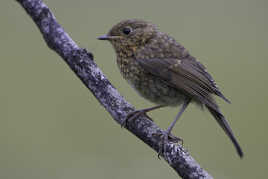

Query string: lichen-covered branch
[16,0,213,178]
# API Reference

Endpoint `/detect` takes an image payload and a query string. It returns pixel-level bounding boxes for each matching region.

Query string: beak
[98,35,121,40]
[98,35,110,40]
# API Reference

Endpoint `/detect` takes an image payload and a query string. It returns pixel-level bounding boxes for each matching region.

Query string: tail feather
[207,106,243,158]
[216,91,231,104]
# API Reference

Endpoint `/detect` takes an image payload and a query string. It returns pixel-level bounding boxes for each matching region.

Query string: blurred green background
[1,0,267,178]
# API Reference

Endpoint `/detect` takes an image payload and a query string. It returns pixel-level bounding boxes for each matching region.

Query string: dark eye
[122,27,132,35]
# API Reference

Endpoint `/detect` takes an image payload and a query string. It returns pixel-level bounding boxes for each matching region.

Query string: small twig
[16,0,213,178]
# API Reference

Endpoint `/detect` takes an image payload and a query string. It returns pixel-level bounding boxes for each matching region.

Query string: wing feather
[136,57,228,110]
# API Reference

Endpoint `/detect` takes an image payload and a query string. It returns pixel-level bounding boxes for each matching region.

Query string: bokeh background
[1,0,267,178]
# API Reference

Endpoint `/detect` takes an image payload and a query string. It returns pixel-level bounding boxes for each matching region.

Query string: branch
[16,0,213,178]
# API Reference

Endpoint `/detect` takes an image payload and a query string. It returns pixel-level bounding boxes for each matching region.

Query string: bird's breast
[116,56,186,106]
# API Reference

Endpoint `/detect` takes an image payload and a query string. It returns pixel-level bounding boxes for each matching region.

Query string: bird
[98,19,243,158]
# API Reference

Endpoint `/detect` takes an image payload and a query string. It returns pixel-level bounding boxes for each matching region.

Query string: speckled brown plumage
[98,19,243,158]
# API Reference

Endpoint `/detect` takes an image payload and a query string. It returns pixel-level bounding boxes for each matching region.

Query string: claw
[121,109,151,128]
[154,131,183,159]
[158,131,169,158]
[121,105,164,128]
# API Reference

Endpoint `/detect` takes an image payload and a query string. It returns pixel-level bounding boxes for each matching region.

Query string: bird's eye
[122,27,132,35]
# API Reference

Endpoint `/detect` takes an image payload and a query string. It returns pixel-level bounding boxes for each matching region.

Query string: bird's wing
[137,56,244,157]
[185,56,230,103]
[136,56,229,110]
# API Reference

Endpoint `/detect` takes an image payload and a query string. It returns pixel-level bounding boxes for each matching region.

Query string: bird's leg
[158,99,191,158]
[121,105,165,128]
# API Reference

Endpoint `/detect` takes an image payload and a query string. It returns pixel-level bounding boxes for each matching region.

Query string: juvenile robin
[98,19,243,158]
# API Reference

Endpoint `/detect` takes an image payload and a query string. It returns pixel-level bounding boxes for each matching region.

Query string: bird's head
[98,19,157,56]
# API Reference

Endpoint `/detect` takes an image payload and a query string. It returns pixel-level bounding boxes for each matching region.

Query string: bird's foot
[155,131,183,159]
[121,109,153,128]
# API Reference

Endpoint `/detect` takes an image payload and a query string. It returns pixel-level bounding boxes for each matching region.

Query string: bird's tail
[206,105,243,158]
